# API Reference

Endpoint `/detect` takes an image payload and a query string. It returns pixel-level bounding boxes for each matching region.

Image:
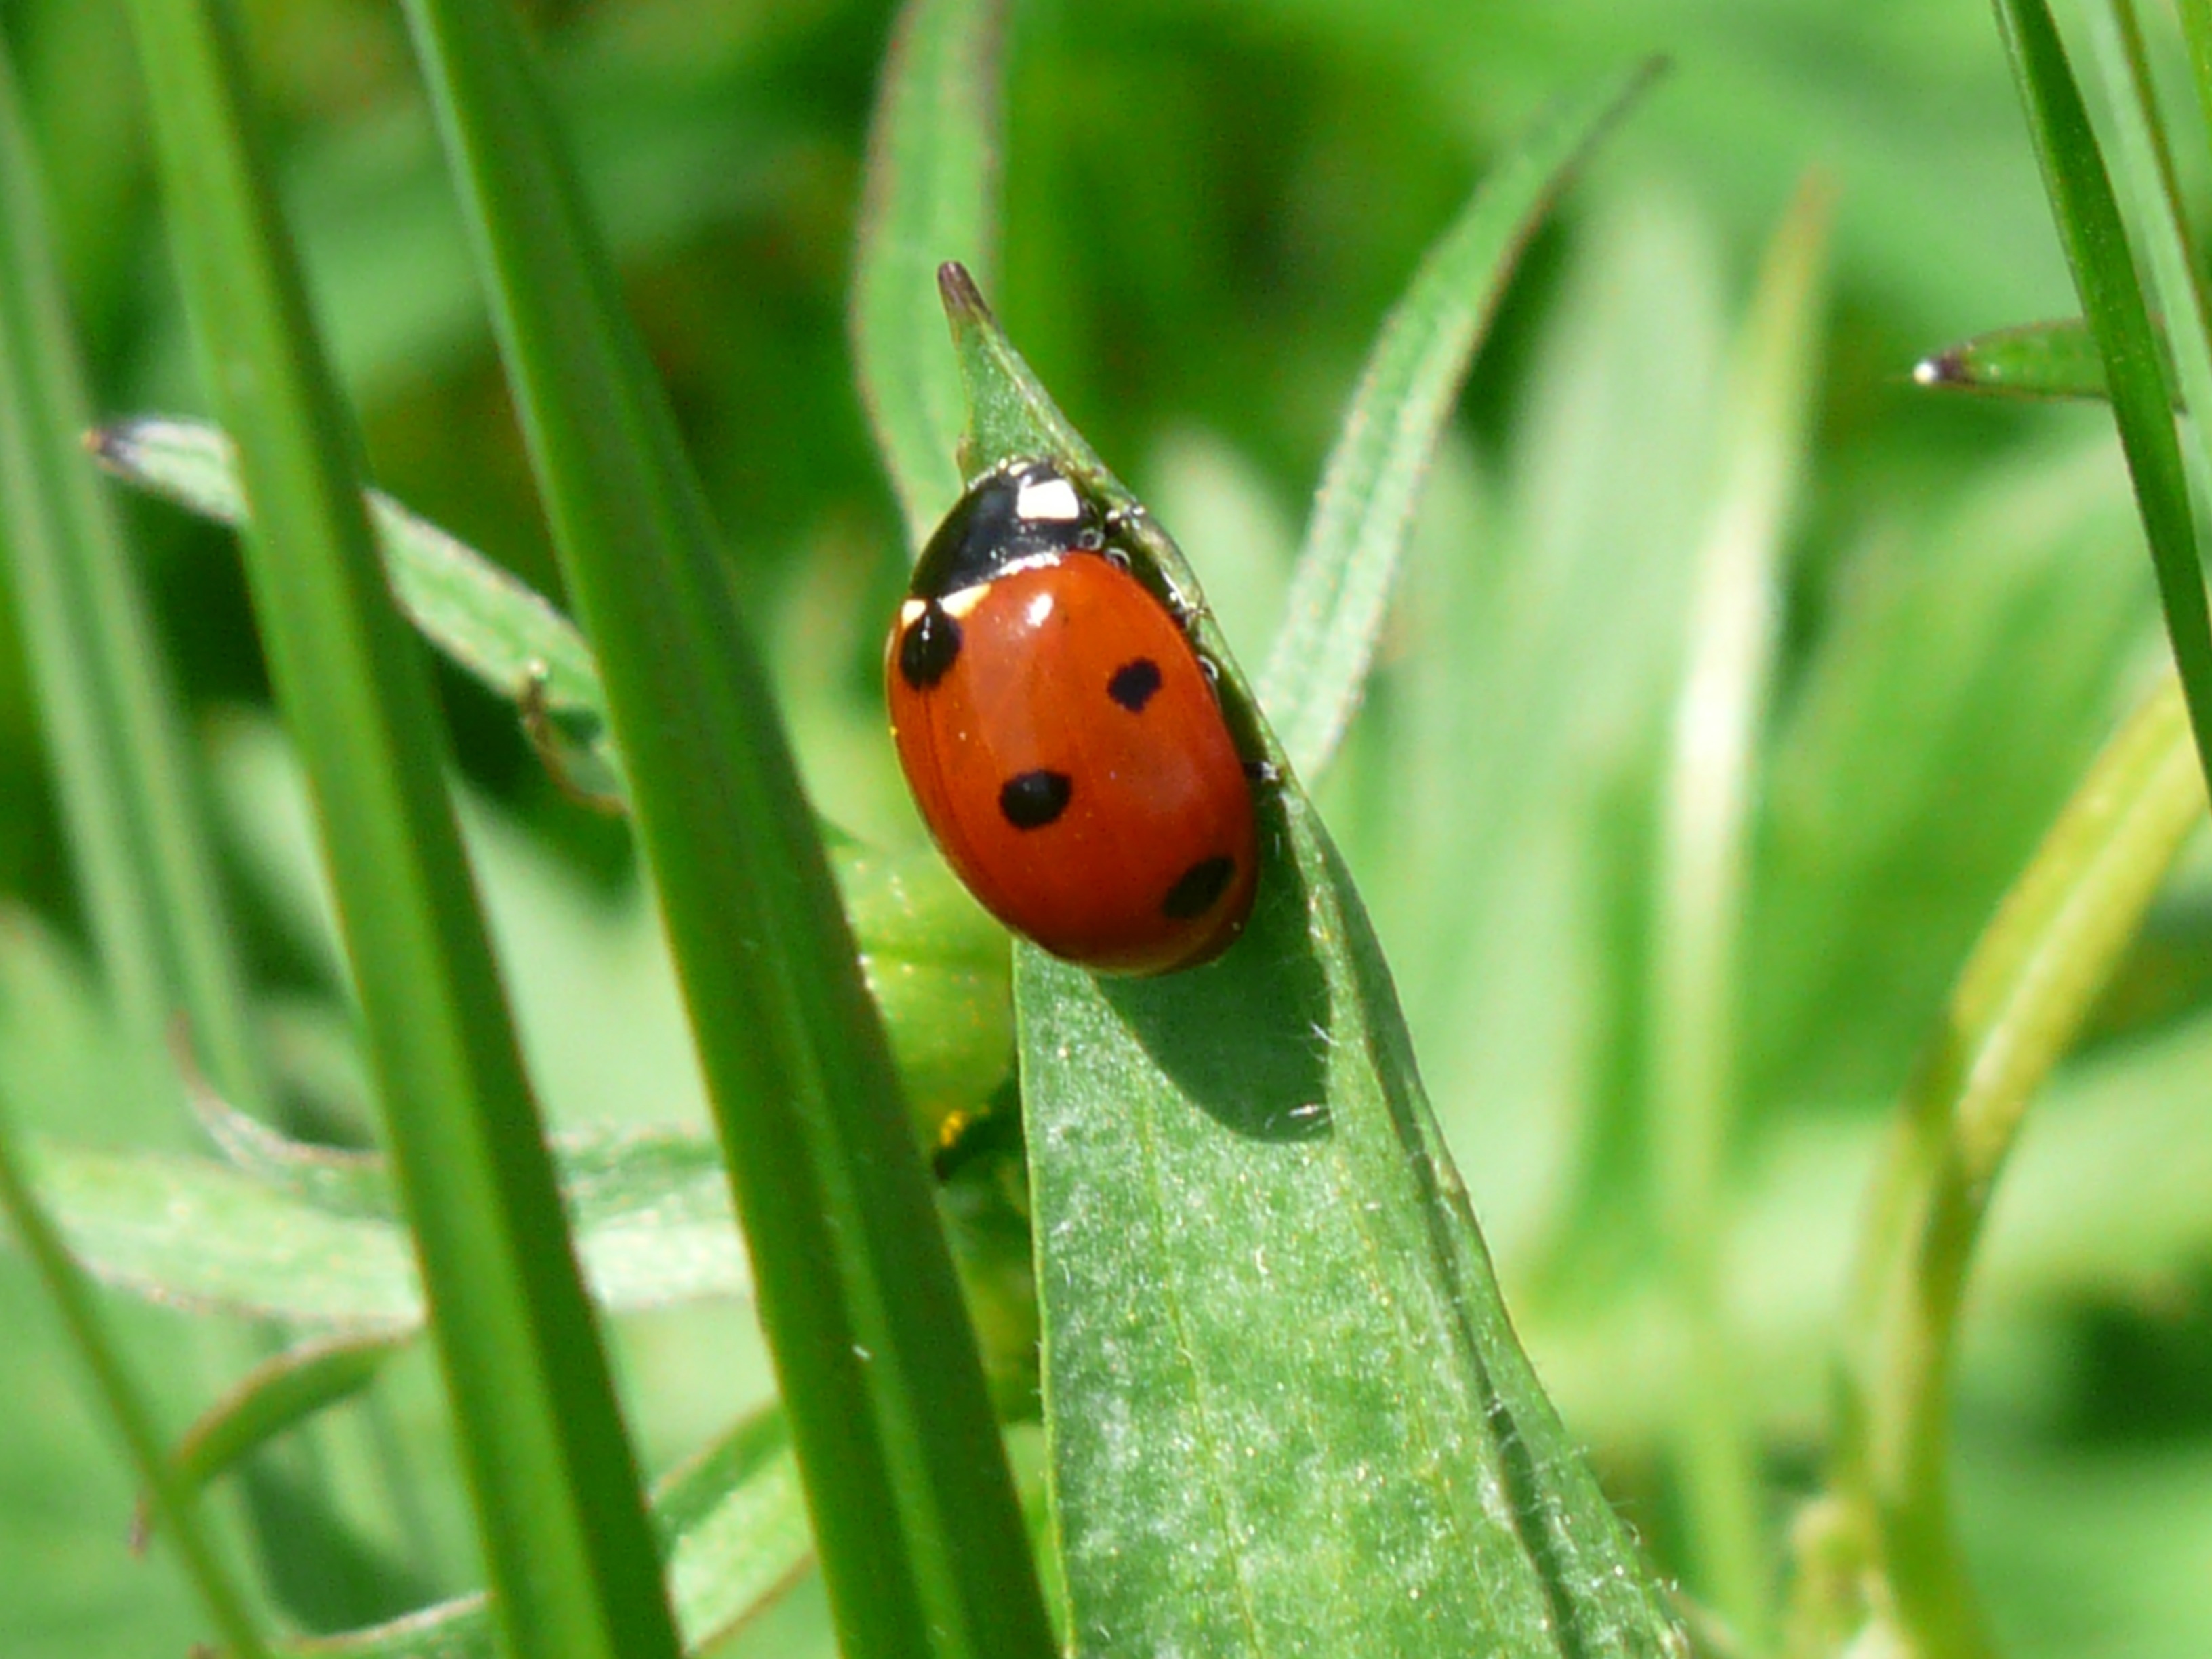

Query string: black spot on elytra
[897,602,962,689]
[1107,658,1164,712]
[1163,855,1234,919]
[1000,769,1072,830]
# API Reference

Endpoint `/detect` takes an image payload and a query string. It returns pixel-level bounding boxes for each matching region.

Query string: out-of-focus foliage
[3,1,2209,1656]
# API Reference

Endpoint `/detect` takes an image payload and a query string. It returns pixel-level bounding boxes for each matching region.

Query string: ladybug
[886,458,1258,975]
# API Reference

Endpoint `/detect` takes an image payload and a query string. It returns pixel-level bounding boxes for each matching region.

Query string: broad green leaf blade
[393,3,1052,1654]
[1643,176,1830,1647]
[1912,318,2124,399]
[1258,59,1661,783]
[0,34,271,1134]
[852,0,1006,543]
[143,1334,402,1543]
[1830,675,2205,1659]
[92,415,623,801]
[948,281,1684,1656]
[119,5,678,1654]
[1993,0,2212,796]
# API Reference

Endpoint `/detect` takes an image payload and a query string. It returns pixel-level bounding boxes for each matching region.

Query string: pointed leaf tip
[938,259,987,323]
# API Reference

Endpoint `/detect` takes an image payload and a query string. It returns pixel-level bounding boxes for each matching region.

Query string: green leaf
[652,1408,815,1652]
[22,1118,750,1329]
[1258,58,1662,783]
[1911,317,2123,400]
[180,1048,394,1218]
[92,415,623,802]
[393,0,1051,1652]
[2078,0,2212,572]
[945,275,1684,1655]
[851,0,1006,544]
[0,1107,274,1658]
[1992,0,2212,799]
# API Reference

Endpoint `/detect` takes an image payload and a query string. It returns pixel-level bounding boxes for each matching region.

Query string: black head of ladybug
[907,459,1105,601]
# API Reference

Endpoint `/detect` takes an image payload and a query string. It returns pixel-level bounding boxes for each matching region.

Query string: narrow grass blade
[0,1092,270,1658]
[1645,175,1831,1648]
[1833,676,2204,1659]
[1258,58,1662,783]
[945,276,1685,1656]
[1992,0,2212,797]
[93,415,621,800]
[391,3,1052,1654]
[1911,317,2130,399]
[0,38,270,1125]
[2081,0,2212,540]
[115,6,682,1659]
[852,0,1006,543]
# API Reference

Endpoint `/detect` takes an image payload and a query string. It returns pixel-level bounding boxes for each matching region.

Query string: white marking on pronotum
[1015,474,1082,523]
[899,598,929,626]
[941,583,994,620]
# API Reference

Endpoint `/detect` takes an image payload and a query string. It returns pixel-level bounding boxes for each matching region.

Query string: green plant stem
[116,5,682,1659]
[1646,176,1830,1652]
[1842,676,2203,1659]
[0,1092,270,1659]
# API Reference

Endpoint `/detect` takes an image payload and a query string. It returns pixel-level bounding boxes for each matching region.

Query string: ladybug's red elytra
[886,458,1257,975]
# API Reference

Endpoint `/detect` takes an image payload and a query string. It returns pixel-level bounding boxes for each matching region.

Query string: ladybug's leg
[1104,499,1206,627]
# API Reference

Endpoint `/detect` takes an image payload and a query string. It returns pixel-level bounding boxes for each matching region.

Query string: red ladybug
[886,458,1258,975]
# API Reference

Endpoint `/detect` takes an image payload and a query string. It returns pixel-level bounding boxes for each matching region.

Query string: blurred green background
[2,0,2209,1654]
